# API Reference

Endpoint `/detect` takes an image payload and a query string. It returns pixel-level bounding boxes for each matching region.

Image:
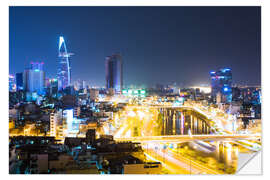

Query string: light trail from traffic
[115,134,261,143]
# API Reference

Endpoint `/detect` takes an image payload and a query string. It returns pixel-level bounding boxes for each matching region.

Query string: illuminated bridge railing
[114,134,261,143]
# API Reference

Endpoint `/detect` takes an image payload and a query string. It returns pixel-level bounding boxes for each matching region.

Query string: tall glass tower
[105,54,123,93]
[23,62,45,95]
[57,36,73,91]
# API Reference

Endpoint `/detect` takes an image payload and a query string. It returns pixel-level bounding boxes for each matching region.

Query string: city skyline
[9,6,261,87]
[8,6,262,175]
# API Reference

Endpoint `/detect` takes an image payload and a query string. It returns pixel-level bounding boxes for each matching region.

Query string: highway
[108,103,261,174]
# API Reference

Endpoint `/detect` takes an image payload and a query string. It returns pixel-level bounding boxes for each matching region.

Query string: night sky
[9,6,261,87]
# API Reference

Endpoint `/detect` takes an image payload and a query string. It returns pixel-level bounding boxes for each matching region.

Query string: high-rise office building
[57,36,73,91]
[47,78,58,97]
[16,73,23,91]
[105,54,123,93]
[50,110,63,138]
[210,68,232,103]
[81,80,86,89]
[23,62,45,95]
[9,74,15,92]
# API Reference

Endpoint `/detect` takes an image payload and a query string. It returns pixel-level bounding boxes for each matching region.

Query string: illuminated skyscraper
[9,74,15,92]
[105,54,123,93]
[23,62,45,95]
[210,68,232,103]
[57,36,73,91]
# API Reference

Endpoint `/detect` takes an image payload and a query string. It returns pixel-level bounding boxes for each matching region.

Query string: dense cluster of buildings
[9,132,161,174]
